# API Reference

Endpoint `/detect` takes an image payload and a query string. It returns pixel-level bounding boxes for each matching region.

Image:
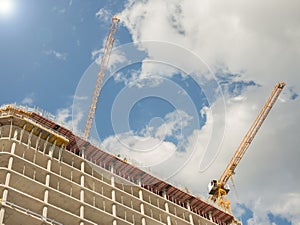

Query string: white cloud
[101,109,194,169]
[152,110,192,139]
[91,49,101,60]
[21,93,35,105]
[96,8,112,23]
[246,198,272,225]
[102,132,177,167]
[56,108,71,124]
[55,104,84,133]
[44,49,67,61]
[272,193,300,223]
[118,0,300,85]
[116,1,300,223]
[134,61,180,88]
[92,47,128,71]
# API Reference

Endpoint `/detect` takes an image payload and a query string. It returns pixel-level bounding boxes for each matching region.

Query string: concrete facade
[0,105,237,225]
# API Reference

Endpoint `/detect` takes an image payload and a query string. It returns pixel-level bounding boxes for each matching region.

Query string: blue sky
[1,1,299,224]
[0,0,129,109]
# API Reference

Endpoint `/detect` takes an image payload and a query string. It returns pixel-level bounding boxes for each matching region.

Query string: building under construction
[0,104,238,225]
[0,12,285,224]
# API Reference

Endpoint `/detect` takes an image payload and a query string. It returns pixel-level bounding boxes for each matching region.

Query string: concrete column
[49,140,56,158]
[42,206,47,220]
[0,207,5,225]
[19,124,26,144]
[138,188,143,199]
[42,189,49,219]
[80,189,84,202]
[137,174,145,222]
[8,120,12,140]
[111,176,115,187]
[13,129,18,140]
[8,156,13,170]
[112,204,116,217]
[189,213,194,223]
[11,141,16,154]
[1,190,8,203]
[137,177,142,186]
[43,144,52,221]
[110,165,117,220]
[43,176,50,218]
[58,144,64,161]
[81,161,85,172]
[0,189,8,224]
[5,142,15,187]
[35,132,42,150]
[0,128,14,224]
[165,204,171,225]
[80,205,84,219]
[80,188,84,220]
[164,201,169,212]
[187,202,194,225]
[28,129,33,148]
[208,211,213,222]
[47,159,51,171]
[46,154,52,185]
[44,174,50,186]
[112,189,116,201]
[81,147,85,159]
[43,189,49,203]
[2,139,16,223]
[110,163,117,221]
[110,164,115,187]
[80,161,85,224]
[5,172,11,186]
[111,188,116,221]
[163,191,171,225]
[140,203,145,215]
[81,175,85,186]
[139,189,145,214]
[43,173,50,219]
[43,136,49,153]
[138,179,147,224]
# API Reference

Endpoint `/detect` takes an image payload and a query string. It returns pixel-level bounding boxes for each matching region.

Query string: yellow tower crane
[208,82,285,213]
[83,16,120,139]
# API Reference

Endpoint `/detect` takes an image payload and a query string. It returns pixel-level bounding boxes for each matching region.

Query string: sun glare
[0,0,14,17]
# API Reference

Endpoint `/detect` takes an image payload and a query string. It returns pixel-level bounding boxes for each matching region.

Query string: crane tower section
[84,16,120,139]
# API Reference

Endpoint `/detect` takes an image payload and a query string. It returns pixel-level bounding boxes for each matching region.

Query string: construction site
[0,16,285,225]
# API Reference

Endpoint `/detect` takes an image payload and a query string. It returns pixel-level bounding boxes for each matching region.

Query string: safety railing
[1,199,63,225]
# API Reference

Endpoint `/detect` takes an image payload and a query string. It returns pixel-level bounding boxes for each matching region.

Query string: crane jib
[83,17,120,139]
[219,82,285,185]
[208,82,285,213]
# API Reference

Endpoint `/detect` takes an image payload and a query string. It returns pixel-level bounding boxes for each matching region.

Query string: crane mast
[83,16,120,139]
[208,82,285,212]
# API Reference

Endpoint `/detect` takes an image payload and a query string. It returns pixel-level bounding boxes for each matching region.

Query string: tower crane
[208,82,285,213]
[83,16,120,139]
